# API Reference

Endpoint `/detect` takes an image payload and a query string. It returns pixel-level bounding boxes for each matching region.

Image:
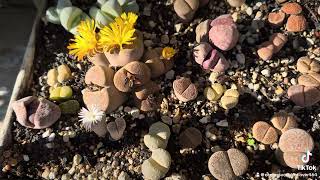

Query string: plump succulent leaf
[101,0,123,17]
[89,6,114,28]
[56,0,72,14]
[46,7,60,24]
[122,0,139,13]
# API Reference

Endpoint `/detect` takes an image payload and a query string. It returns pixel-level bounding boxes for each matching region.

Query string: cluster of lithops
[252,111,315,168]
[173,77,198,102]
[173,0,209,22]
[142,122,171,180]
[267,2,307,32]
[208,148,249,180]
[257,33,287,61]
[287,56,320,107]
[46,0,139,34]
[194,14,239,73]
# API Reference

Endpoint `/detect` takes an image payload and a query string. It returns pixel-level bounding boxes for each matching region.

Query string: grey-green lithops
[59,100,80,114]
[144,122,171,151]
[141,148,171,180]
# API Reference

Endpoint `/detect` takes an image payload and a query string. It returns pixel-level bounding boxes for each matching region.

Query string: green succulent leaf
[247,138,255,146]
[101,0,123,18]
[56,0,72,14]
[97,0,107,7]
[122,0,139,13]
[46,7,60,24]
[89,6,113,28]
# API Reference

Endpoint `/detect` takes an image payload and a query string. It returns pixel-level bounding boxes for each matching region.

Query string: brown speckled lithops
[173,77,198,102]
[252,121,278,144]
[271,111,298,133]
[179,127,202,149]
[278,128,314,168]
[208,148,249,180]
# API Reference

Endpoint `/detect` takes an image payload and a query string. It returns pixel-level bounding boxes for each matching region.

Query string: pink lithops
[209,14,239,51]
[279,128,314,168]
[107,117,126,141]
[208,148,249,180]
[12,96,61,129]
[287,85,320,107]
[193,43,229,72]
[173,0,199,22]
[296,56,320,74]
[268,11,286,26]
[173,77,198,102]
[87,53,109,67]
[271,111,298,134]
[195,20,211,43]
[252,121,278,144]
[85,66,115,87]
[257,42,275,61]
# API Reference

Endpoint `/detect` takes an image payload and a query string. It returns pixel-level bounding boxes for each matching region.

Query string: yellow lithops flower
[98,12,138,52]
[67,19,98,61]
[162,47,176,60]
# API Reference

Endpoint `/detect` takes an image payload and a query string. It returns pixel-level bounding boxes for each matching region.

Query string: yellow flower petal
[162,47,176,60]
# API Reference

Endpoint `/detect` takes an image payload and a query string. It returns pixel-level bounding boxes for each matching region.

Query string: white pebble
[216,120,228,127]
[261,69,270,77]
[42,130,51,138]
[48,133,55,142]
[23,155,30,161]
[199,116,210,124]
[246,7,253,16]
[129,108,140,119]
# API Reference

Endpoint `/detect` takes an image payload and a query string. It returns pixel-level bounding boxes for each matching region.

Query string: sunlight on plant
[67,19,98,61]
[162,47,176,60]
[98,12,138,52]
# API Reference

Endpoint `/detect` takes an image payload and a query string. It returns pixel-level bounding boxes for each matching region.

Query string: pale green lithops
[141,148,171,180]
[220,89,240,109]
[50,86,73,101]
[144,122,171,151]
[204,83,225,101]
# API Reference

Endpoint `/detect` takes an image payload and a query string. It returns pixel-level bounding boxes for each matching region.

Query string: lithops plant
[297,73,320,87]
[204,83,225,101]
[286,15,307,32]
[47,64,72,87]
[99,13,144,67]
[257,33,287,60]
[49,86,73,101]
[85,65,115,87]
[220,89,239,110]
[142,148,171,180]
[91,0,139,28]
[59,100,80,114]
[195,19,211,43]
[78,106,107,137]
[179,127,202,149]
[227,0,245,7]
[107,117,126,140]
[173,0,199,22]
[278,128,314,168]
[143,47,175,78]
[271,111,298,134]
[82,86,127,113]
[281,2,302,15]
[209,14,239,51]
[144,121,171,151]
[46,0,89,34]
[287,85,320,107]
[252,121,278,144]
[268,11,286,26]
[208,148,249,180]
[113,61,151,92]
[134,81,161,111]
[193,43,230,72]
[12,96,61,129]
[296,56,320,74]
[87,53,110,67]
[173,77,198,102]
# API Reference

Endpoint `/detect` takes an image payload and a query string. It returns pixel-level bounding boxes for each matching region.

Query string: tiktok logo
[301,150,312,163]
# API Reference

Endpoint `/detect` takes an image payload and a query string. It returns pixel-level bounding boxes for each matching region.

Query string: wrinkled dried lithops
[82,86,127,113]
[279,128,314,168]
[173,0,199,21]
[287,85,320,107]
[179,127,202,149]
[113,61,151,92]
[281,2,302,15]
[271,112,298,134]
[12,96,61,129]
[107,117,126,141]
[204,83,225,101]
[195,19,211,43]
[298,73,320,87]
[297,56,320,74]
[85,66,115,87]
[252,121,278,144]
[144,121,171,150]
[268,11,286,26]
[208,148,249,180]
[220,89,239,110]
[173,77,198,102]
[286,15,307,32]
[143,48,174,78]
[142,148,171,180]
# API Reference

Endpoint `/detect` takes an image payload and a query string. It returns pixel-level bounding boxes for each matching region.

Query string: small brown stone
[257,42,275,60]
[85,66,115,87]
[287,85,320,107]
[270,111,298,133]
[173,77,198,102]
[296,56,320,74]
[252,121,278,144]
[298,73,320,87]
[113,61,151,92]
[208,148,248,180]
[268,11,286,26]
[281,2,302,15]
[179,127,202,149]
[286,15,307,32]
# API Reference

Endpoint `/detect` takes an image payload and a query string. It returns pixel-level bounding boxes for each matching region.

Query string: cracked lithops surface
[252,121,278,144]
[271,111,298,133]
